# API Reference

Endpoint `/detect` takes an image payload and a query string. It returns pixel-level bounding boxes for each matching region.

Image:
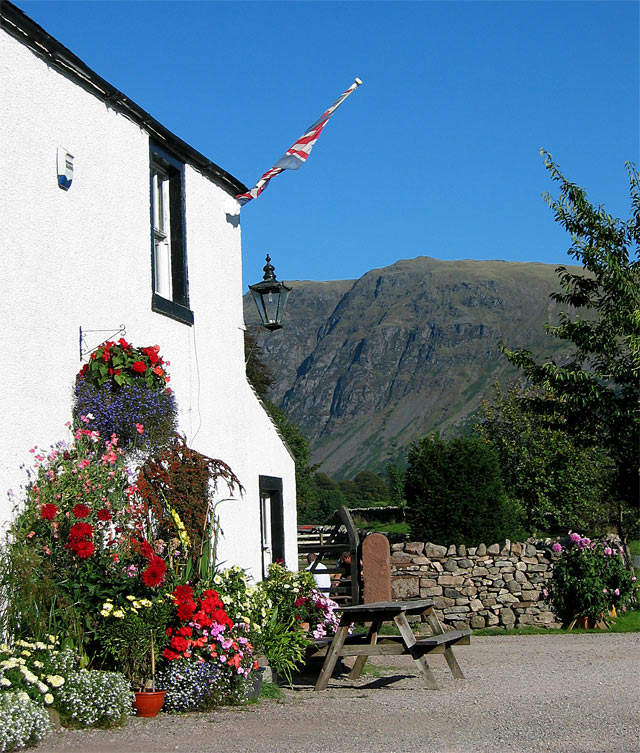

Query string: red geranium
[173,584,194,603]
[131,361,147,374]
[41,504,58,520]
[141,555,166,587]
[72,503,91,519]
[170,635,190,652]
[176,600,196,621]
[96,508,112,521]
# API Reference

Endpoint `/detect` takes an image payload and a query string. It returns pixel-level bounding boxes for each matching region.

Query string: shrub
[1,427,153,651]
[0,692,51,752]
[404,433,524,546]
[547,533,639,623]
[157,658,235,711]
[54,669,132,728]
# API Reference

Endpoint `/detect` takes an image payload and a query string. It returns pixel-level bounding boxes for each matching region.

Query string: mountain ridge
[244,256,575,478]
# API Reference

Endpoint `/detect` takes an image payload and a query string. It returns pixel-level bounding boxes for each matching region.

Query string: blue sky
[18,0,639,284]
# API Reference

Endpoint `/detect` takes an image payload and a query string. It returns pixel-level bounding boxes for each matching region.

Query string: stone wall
[390,540,563,630]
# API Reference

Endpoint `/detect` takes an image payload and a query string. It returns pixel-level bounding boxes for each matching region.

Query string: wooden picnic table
[314,599,471,691]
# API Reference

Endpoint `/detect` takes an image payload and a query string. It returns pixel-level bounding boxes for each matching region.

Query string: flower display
[74,339,177,453]
[79,339,169,391]
[163,585,256,682]
[547,533,639,622]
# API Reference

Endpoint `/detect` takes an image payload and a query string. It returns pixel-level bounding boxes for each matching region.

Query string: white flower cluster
[55,669,133,728]
[0,691,51,752]
[0,638,63,707]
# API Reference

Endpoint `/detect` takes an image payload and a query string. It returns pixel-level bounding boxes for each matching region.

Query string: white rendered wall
[0,30,297,580]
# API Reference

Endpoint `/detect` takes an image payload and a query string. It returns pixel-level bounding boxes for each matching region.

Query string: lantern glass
[249,256,291,331]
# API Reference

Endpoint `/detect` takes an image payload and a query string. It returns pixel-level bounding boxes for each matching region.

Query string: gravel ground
[37,633,639,753]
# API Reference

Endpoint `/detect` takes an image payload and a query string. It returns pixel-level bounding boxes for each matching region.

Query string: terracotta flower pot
[133,690,166,717]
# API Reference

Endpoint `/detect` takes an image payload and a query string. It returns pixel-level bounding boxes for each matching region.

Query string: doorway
[259,475,285,579]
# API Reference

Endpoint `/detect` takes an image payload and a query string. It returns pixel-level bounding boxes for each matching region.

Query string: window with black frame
[150,143,193,325]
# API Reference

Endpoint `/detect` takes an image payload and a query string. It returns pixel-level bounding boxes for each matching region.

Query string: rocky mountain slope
[243,256,573,478]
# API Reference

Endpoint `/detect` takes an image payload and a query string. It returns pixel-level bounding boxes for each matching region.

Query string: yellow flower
[101,602,114,613]
[46,675,65,688]
[126,595,136,602]
[139,599,152,608]
[112,609,125,619]
[44,693,54,705]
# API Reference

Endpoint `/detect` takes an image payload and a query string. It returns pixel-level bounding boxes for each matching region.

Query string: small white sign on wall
[57,147,74,190]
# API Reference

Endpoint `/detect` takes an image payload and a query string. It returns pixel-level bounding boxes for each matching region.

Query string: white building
[0,2,297,579]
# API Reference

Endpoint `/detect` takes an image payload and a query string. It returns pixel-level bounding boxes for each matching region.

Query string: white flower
[44,693,54,705]
[0,677,11,687]
[37,681,49,693]
[17,691,29,702]
[46,675,65,688]
[33,660,44,668]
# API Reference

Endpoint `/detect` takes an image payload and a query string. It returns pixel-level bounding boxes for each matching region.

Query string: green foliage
[244,330,275,401]
[385,463,406,507]
[337,479,359,505]
[95,595,173,689]
[264,402,319,523]
[501,152,640,535]
[353,470,389,504]
[474,381,617,534]
[548,534,639,622]
[404,434,524,546]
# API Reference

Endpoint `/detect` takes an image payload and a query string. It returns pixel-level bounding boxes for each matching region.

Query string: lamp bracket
[79,324,126,362]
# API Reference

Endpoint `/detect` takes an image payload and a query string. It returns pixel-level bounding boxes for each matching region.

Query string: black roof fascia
[1,1,248,197]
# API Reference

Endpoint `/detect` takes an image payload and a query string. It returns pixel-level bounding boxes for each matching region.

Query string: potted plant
[97,593,174,716]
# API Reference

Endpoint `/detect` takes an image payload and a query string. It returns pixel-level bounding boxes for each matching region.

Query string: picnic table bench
[314,599,471,691]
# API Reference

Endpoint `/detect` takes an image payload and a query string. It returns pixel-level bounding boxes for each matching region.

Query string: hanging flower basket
[74,339,177,452]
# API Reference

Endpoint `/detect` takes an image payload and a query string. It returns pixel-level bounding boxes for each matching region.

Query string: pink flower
[552,543,562,553]
[603,588,608,594]
[569,532,581,544]
[135,423,144,435]
[614,588,620,596]
[604,547,612,556]
[27,530,35,539]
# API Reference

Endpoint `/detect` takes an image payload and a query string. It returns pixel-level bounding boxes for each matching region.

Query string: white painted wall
[0,27,297,580]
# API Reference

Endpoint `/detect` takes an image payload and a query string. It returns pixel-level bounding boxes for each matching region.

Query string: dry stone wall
[390,539,562,630]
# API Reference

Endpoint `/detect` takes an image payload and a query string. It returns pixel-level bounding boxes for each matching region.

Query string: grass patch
[260,682,284,700]
[359,662,395,677]
[628,539,640,556]
[363,521,410,535]
[475,610,640,635]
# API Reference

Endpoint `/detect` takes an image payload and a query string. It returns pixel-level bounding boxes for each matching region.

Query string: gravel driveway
[37,633,640,753]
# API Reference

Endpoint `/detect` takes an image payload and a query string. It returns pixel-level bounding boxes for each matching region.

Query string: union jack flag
[236,78,362,206]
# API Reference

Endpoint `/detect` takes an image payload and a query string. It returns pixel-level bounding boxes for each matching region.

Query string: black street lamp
[249,255,292,331]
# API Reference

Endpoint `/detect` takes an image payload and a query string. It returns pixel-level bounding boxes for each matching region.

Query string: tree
[404,434,523,546]
[264,402,319,523]
[385,463,406,508]
[501,152,639,537]
[244,329,275,401]
[243,329,319,521]
[353,470,389,505]
[474,381,617,535]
